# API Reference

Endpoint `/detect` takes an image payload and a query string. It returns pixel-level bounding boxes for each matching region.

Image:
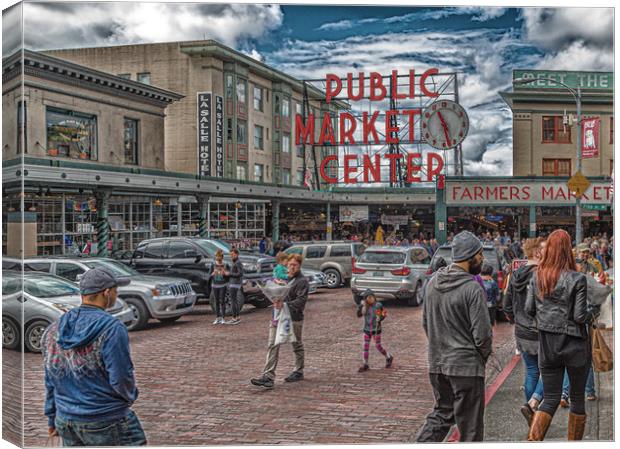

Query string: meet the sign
[197,92,212,177]
[215,95,224,177]
[446,180,613,206]
[513,70,613,90]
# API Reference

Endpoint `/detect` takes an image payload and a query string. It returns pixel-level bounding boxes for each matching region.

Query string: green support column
[95,189,112,257]
[529,205,536,238]
[198,195,210,238]
[435,184,447,244]
[326,202,332,240]
[272,200,280,242]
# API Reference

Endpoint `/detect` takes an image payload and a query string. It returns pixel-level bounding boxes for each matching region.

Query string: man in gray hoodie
[416,231,493,442]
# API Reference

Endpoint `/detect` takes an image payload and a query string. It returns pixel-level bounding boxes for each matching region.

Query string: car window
[144,242,165,258]
[359,251,406,264]
[433,248,453,264]
[56,263,86,281]
[168,241,198,258]
[353,244,366,257]
[24,262,51,273]
[2,276,21,295]
[195,240,223,257]
[134,244,146,259]
[410,248,431,264]
[329,245,351,257]
[84,260,137,276]
[306,246,327,259]
[285,246,303,255]
[2,261,21,271]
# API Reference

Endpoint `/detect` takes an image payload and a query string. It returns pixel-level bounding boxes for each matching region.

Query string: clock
[421,100,469,150]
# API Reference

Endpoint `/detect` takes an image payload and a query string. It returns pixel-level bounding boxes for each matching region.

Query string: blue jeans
[521,352,544,402]
[55,410,146,446]
[562,365,596,397]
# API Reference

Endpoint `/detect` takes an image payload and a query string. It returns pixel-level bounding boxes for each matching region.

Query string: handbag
[274,303,297,346]
[591,325,613,372]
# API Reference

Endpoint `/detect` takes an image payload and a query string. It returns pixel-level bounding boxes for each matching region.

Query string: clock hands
[436,111,451,145]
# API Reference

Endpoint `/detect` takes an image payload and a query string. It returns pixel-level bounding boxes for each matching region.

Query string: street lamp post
[513,77,583,243]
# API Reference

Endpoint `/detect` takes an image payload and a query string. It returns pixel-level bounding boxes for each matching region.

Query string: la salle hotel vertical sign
[197,92,212,176]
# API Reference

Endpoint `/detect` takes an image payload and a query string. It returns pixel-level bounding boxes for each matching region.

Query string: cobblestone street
[4,288,516,446]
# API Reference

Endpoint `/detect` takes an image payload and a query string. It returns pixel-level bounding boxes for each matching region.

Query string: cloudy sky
[2,2,614,176]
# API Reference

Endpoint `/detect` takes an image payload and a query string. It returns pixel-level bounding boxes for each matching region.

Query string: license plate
[372,272,384,277]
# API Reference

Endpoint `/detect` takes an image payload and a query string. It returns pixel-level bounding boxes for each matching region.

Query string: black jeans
[488,306,497,326]
[416,373,485,442]
[227,285,242,317]
[212,286,227,318]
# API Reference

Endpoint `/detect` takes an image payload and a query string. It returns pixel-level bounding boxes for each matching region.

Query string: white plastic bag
[274,303,297,345]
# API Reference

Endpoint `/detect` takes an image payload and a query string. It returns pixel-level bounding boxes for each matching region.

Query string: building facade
[501,70,613,177]
[46,40,339,187]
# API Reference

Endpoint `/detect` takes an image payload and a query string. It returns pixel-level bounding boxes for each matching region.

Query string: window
[237,120,247,145]
[329,245,351,257]
[285,246,303,255]
[144,242,165,258]
[306,245,327,259]
[124,118,139,165]
[410,248,431,264]
[227,119,233,144]
[542,116,571,143]
[134,244,146,259]
[226,74,234,98]
[254,125,264,150]
[168,241,197,258]
[610,159,614,176]
[23,262,51,273]
[3,260,21,270]
[254,164,264,182]
[282,134,290,153]
[295,102,303,116]
[46,107,97,160]
[237,164,247,180]
[610,117,614,144]
[56,263,85,282]
[297,169,304,186]
[542,158,571,176]
[236,79,247,103]
[253,86,263,111]
[282,168,291,185]
[296,142,304,158]
[137,72,151,85]
[281,98,290,117]
[117,73,131,80]
[17,101,26,154]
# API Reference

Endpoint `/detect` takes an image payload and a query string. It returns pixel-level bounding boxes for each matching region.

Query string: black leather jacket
[503,264,538,341]
[525,271,589,339]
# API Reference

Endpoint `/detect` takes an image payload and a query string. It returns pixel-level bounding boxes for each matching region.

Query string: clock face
[421,100,469,150]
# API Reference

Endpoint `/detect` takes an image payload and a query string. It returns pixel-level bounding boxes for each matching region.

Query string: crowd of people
[39,227,613,445]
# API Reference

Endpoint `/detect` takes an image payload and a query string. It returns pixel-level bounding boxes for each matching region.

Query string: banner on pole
[582,117,600,159]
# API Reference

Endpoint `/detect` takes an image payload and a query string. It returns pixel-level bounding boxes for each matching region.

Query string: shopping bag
[591,326,613,373]
[274,303,297,346]
[585,274,612,306]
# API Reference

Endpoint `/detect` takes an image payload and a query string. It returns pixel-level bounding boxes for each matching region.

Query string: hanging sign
[215,95,224,177]
[339,205,368,222]
[581,117,600,159]
[380,214,409,225]
[197,92,212,176]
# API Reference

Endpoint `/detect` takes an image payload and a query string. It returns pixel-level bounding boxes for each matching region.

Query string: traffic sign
[582,204,608,211]
[567,171,590,198]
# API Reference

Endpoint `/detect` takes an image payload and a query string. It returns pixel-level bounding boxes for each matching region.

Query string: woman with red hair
[525,230,589,441]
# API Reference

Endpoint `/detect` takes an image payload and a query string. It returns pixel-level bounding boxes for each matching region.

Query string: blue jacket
[42,305,138,426]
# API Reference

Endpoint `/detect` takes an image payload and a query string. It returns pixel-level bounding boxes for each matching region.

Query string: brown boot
[568,413,587,440]
[527,411,553,441]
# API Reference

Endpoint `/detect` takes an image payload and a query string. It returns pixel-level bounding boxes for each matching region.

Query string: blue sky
[2,3,614,176]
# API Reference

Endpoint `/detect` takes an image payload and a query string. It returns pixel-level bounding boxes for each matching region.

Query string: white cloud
[536,40,613,71]
[2,3,22,56]
[21,3,283,51]
[242,48,264,62]
[316,20,354,31]
[465,143,513,176]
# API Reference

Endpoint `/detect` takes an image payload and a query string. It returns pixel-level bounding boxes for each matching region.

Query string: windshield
[359,251,406,264]
[213,240,232,251]
[22,276,80,298]
[195,239,227,256]
[410,248,431,264]
[84,260,137,276]
[433,248,499,270]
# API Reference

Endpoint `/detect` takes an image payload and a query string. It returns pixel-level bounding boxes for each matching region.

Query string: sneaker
[212,318,220,325]
[284,371,304,382]
[586,394,597,401]
[358,364,369,372]
[560,397,570,408]
[224,319,236,325]
[218,317,225,324]
[386,354,394,368]
[250,376,274,389]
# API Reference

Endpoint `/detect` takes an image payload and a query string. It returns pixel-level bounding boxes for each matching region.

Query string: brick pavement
[3,288,516,446]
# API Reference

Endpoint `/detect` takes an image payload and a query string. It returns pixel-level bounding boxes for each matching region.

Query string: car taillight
[425,268,433,275]
[352,257,366,274]
[391,266,411,276]
[497,271,504,289]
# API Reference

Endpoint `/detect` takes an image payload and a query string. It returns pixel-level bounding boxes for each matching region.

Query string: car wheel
[407,281,423,307]
[323,268,342,289]
[124,298,150,331]
[158,316,182,324]
[24,320,50,353]
[2,318,20,350]
[250,296,271,308]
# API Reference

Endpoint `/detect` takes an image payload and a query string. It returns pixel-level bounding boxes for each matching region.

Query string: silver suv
[284,241,366,289]
[350,245,431,306]
[8,257,196,331]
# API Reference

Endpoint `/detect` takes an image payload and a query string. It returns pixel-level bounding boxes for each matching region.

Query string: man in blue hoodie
[41,267,146,446]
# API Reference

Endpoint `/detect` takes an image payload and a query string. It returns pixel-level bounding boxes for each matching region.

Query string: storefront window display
[46,107,97,160]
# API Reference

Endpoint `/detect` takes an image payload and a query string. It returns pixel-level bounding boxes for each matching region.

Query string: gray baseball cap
[79,267,131,295]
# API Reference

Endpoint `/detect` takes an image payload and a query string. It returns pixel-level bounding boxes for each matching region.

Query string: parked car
[303,268,328,294]
[350,245,431,306]
[4,257,196,331]
[119,237,275,312]
[428,243,508,320]
[2,270,133,352]
[284,241,366,289]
